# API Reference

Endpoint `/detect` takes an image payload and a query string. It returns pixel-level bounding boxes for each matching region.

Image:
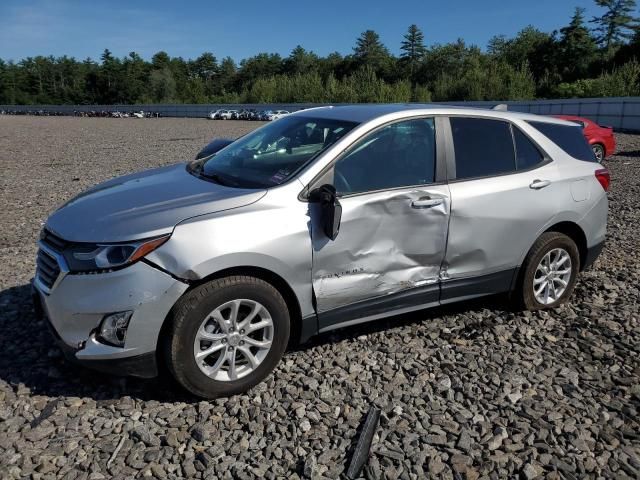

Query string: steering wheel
[333,169,351,194]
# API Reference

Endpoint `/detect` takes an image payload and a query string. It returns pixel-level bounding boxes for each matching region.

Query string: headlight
[63,235,170,273]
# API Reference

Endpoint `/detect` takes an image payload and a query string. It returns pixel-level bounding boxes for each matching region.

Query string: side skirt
[318,283,440,333]
[315,268,517,335]
[440,268,517,304]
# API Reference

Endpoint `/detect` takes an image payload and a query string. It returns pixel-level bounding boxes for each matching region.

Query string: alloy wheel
[193,299,274,381]
[533,248,572,305]
[592,144,604,163]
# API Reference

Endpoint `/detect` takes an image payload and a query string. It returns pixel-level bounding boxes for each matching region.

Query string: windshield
[191,115,358,188]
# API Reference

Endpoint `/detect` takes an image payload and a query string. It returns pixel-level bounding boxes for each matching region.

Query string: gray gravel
[1,116,639,479]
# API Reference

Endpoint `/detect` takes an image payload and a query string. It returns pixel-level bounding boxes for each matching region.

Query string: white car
[208,110,224,120]
[267,110,290,121]
[132,111,145,119]
[219,110,238,120]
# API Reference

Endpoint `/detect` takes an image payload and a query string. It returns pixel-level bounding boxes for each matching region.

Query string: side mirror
[195,138,235,159]
[309,184,342,240]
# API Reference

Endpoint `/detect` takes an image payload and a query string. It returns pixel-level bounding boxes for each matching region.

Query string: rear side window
[528,121,596,162]
[450,117,515,179]
[513,128,544,170]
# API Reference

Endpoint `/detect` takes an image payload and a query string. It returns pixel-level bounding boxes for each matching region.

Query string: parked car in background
[34,105,608,398]
[132,111,145,119]
[220,110,238,120]
[267,110,290,121]
[257,110,272,121]
[553,115,615,162]
[208,110,225,120]
[245,109,260,120]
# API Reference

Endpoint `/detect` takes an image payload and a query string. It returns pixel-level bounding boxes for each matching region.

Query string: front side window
[332,118,436,195]
[190,115,358,188]
[450,117,516,180]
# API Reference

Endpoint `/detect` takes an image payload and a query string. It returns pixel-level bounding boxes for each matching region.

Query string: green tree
[591,0,638,53]
[148,68,176,102]
[488,26,559,94]
[192,52,217,98]
[217,56,237,94]
[400,24,427,90]
[283,46,319,76]
[122,52,148,103]
[151,51,171,70]
[352,30,392,76]
[558,8,598,81]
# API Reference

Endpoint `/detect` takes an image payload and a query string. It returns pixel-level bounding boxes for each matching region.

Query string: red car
[554,115,616,162]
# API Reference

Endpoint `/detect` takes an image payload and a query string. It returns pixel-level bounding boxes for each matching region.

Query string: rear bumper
[583,241,605,270]
[604,136,616,157]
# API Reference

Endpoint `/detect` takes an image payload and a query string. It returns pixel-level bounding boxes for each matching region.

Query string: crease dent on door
[312,189,448,313]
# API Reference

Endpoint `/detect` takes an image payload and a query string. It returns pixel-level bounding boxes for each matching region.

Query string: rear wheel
[164,276,290,399]
[514,232,580,310]
[592,143,605,163]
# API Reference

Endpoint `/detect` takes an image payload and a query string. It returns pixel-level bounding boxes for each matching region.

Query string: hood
[46,163,266,243]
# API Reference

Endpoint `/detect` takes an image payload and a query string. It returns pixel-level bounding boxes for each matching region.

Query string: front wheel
[164,276,290,399]
[514,232,580,310]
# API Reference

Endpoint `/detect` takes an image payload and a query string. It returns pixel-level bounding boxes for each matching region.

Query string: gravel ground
[0,116,638,480]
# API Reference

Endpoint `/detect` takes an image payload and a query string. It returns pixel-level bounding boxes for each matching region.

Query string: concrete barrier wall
[3,97,640,131]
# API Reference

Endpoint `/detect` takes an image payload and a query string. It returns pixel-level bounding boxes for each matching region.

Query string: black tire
[514,232,580,311]
[163,276,290,399]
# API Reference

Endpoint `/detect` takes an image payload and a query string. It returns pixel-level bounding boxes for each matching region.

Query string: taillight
[595,168,610,192]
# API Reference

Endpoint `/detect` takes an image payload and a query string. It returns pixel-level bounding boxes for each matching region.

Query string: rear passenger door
[442,116,562,301]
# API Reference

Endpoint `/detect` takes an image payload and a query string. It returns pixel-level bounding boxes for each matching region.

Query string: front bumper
[32,260,189,378]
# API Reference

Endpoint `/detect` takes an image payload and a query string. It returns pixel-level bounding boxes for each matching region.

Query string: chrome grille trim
[35,238,69,295]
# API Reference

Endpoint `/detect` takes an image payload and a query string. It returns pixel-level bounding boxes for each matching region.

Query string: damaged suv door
[308,118,450,331]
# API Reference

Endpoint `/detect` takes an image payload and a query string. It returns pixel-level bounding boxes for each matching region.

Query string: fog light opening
[98,311,133,347]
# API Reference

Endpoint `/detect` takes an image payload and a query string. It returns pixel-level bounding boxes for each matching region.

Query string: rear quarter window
[528,121,597,162]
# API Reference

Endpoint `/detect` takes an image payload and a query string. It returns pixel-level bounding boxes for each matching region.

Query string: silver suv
[33,105,609,398]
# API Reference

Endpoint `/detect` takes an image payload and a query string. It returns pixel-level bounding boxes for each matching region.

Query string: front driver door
[309,117,451,331]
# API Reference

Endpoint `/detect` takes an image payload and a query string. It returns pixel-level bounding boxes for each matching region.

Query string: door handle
[530,179,551,190]
[411,197,444,209]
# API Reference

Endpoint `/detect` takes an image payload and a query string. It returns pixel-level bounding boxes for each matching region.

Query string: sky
[0,0,606,63]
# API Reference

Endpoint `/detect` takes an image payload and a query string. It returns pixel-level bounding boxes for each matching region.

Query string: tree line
[1,0,639,105]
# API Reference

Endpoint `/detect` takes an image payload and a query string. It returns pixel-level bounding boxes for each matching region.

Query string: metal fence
[446,97,640,131]
[3,97,640,131]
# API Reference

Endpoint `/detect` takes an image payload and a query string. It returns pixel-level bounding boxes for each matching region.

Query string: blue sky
[1,0,605,62]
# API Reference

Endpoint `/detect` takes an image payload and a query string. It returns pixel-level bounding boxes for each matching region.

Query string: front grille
[36,229,67,292]
[37,248,61,290]
[41,229,69,251]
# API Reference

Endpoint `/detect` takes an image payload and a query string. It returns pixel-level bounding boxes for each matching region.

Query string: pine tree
[353,30,391,74]
[559,8,598,80]
[591,0,638,52]
[400,24,427,82]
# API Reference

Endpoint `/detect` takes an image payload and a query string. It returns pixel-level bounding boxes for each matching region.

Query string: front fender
[145,197,315,318]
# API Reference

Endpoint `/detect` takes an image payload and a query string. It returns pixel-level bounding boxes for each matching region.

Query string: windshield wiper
[188,162,238,187]
[202,172,237,187]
